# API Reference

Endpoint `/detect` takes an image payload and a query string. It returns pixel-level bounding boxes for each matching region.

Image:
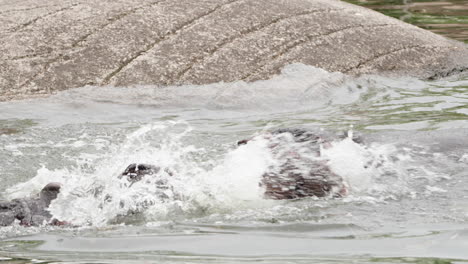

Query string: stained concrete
[1,0,467,101]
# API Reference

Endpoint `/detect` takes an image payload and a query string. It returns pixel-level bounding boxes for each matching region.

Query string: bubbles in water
[4,120,456,227]
[4,122,275,226]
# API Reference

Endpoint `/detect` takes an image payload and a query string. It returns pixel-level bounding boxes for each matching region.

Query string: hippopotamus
[238,128,350,199]
[120,128,351,200]
[1,128,350,226]
[119,163,162,183]
[0,182,62,226]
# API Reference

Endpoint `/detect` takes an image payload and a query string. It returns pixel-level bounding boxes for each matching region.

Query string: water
[1,63,467,263]
[346,0,468,43]
[1,5,468,264]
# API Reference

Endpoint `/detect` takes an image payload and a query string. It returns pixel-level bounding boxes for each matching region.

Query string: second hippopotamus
[120,128,351,200]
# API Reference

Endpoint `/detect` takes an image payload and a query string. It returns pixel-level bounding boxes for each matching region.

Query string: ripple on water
[0,64,467,263]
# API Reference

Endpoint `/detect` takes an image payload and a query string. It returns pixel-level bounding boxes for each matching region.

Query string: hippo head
[119,163,161,183]
[118,164,174,201]
[39,182,61,206]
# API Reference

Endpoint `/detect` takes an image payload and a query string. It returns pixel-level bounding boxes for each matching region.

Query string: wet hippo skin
[238,128,348,199]
[0,182,61,226]
[119,163,162,183]
[122,129,349,200]
[1,0,468,101]
[0,129,346,226]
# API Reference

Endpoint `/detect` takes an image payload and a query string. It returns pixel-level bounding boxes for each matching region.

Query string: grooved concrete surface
[1,0,467,101]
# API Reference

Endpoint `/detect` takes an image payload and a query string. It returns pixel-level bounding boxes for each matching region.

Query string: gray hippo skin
[1,0,468,101]
[238,128,349,199]
[122,128,349,200]
[119,163,163,183]
[0,183,61,226]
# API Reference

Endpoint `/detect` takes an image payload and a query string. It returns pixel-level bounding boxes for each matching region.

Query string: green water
[0,2,467,264]
[345,0,468,43]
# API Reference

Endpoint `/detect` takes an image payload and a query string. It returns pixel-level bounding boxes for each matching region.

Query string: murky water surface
[0,64,467,263]
[1,2,468,263]
[346,0,468,42]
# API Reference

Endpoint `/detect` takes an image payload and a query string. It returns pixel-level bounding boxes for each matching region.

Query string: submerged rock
[1,0,467,100]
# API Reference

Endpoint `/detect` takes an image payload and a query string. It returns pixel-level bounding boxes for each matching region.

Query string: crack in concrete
[343,45,447,73]
[242,23,397,81]
[7,3,80,33]
[3,0,466,99]
[15,0,166,92]
[0,3,61,15]
[70,0,165,49]
[101,0,245,85]
[175,8,343,81]
[6,0,164,60]
[9,52,51,61]
[0,0,31,8]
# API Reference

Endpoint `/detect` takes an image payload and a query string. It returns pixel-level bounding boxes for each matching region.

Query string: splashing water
[3,122,269,226]
[0,63,467,263]
[3,120,425,227]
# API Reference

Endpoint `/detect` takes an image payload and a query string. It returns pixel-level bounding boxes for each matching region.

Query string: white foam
[4,122,458,226]
[2,62,465,226]
[321,135,412,198]
[6,167,70,200]
[6,121,433,226]
[0,64,368,127]
[425,186,448,194]
[6,122,274,226]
